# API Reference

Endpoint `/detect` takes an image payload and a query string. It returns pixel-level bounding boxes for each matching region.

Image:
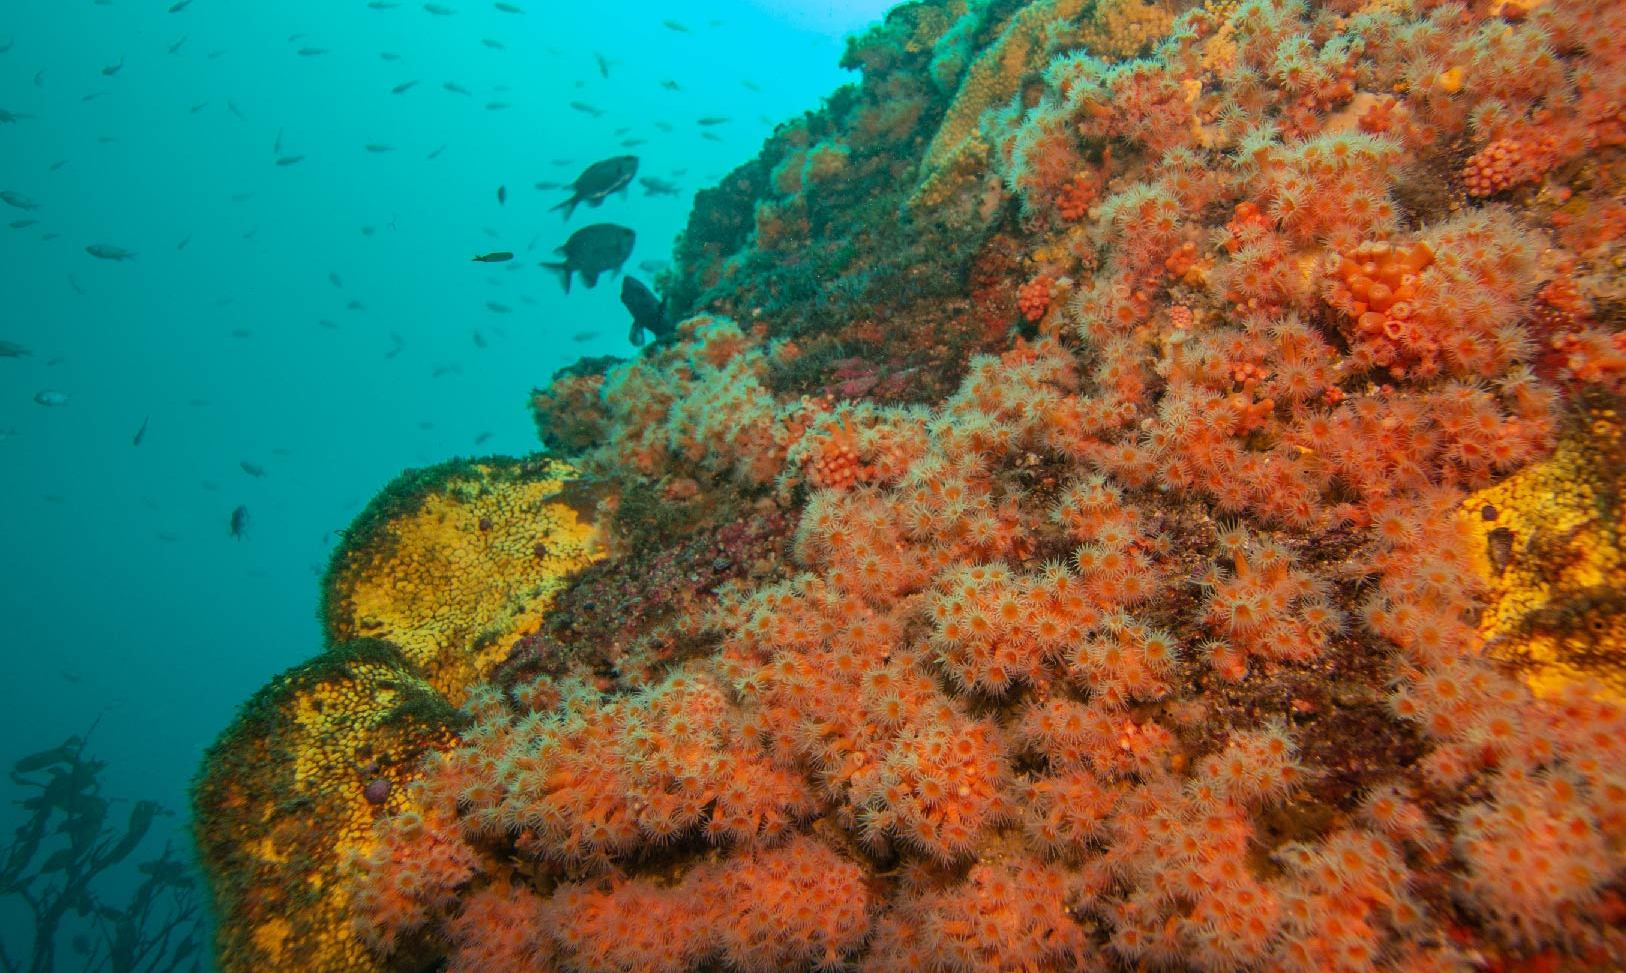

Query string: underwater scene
[3,0,1625,970]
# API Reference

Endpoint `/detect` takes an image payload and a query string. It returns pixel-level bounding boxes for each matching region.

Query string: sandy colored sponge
[193,639,464,973]
[1462,390,1625,702]
[321,456,602,703]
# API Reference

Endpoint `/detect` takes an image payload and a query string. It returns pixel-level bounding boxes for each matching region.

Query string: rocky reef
[196,0,1626,970]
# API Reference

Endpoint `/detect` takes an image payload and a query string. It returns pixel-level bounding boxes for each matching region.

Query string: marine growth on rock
[196,0,1626,971]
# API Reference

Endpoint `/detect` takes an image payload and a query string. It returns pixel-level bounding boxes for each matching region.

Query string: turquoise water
[0,0,887,966]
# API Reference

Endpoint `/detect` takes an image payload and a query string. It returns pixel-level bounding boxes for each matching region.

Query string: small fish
[274,127,284,153]
[533,180,561,190]
[101,58,123,77]
[0,426,16,442]
[595,52,612,78]
[0,37,11,54]
[570,330,598,342]
[638,258,671,275]
[240,460,266,478]
[229,504,249,539]
[85,244,135,260]
[8,218,37,230]
[472,330,487,348]
[472,250,513,262]
[68,274,87,295]
[1,191,38,210]
[34,390,69,407]
[485,101,509,110]
[275,154,304,166]
[553,155,637,218]
[189,100,207,113]
[132,416,149,446]
[696,115,729,125]
[432,363,462,377]
[620,138,645,148]
[494,2,524,11]
[368,1,401,7]
[169,36,188,54]
[482,38,505,50]
[177,235,191,250]
[662,19,690,32]
[169,0,191,12]
[654,120,673,132]
[380,51,402,60]
[474,431,492,444]
[639,176,679,196]
[497,185,506,205]
[385,332,406,358]
[424,2,456,14]
[0,340,30,357]
[485,301,510,313]
[741,79,761,92]
[427,144,447,159]
[622,276,671,345]
[443,81,471,95]
[0,108,33,123]
[49,160,68,171]
[329,270,344,288]
[391,79,418,94]
[365,143,394,152]
[226,98,245,119]
[700,131,722,142]
[231,327,251,337]
[542,223,635,293]
[569,100,604,118]
[297,47,328,56]
[318,318,339,330]
[660,80,682,91]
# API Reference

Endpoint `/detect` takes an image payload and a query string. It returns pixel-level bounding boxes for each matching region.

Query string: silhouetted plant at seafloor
[1,731,204,973]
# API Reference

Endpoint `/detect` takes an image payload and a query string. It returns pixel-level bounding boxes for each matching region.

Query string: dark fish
[486,301,510,313]
[385,332,405,358]
[443,81,471,95]
[660,79,682,91]
[497,184,506,205]
[552,155,637,218]
[569,100,603,118]
[318,318,338,330]
[132,416,149,446]
[297,47,328,56]
[226,99,245,119]
[49,160,68,171]
[700,131,722,142]
[8,218,36,230]
[741,79,761,92]
[541,223,635,293]
[0,37,11,54]
[329,270,344,288]
[380,51,401,60]
[662,19,690,32]
[494,2,524,12]
[177,235,191,250]
[365,143,394,152]
[474,431,492,444]
[424,2,456,12]
[368,1,401,7]
[533,180,561,190]
[594,52,611,78]
[0,108,34,123]
[170,0,191,11]
[34,390,69,407]
[654,120,673,132]
[485,101,509,110]
[696,115,729,125]
[240,460,266,477]
[639,176,679,196]
[621,276,671,345]
[637,258,670,275]
[0,340,31,357]
[169,36,188,54]
[391,80,418,94]
[482,38,505,50]
[347,298,365,311]
[1,191,38,210]
[570,330,597,342]
[472,251,512,262]
[85,244,135,260]
[275,154,304,166]
[427,144,446,159]
[621,138,645,148]
[229,505,249,539]
[274,127,284,153]
[101,58,123,77]
[472,330,488,348]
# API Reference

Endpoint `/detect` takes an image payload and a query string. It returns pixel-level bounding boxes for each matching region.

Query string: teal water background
[0,0,890,965]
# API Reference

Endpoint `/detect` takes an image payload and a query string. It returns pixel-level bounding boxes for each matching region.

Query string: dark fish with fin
[496,185,506,205]
[472,250,512,262]
[132,416,149,446]
[0,340,30,357]
[229,505,249,539]
[542,223,634,294]
[568,100,603,118]
[552,155,637,219]
[1,191,38,210]
[240,460,266,478]
[621,276,671,345]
